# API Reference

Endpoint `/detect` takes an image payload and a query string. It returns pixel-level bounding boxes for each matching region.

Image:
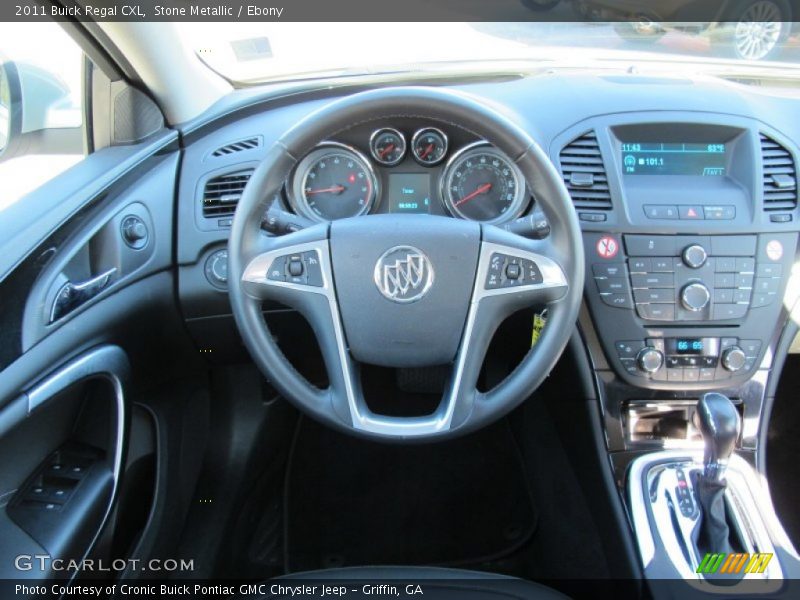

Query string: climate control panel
[615,337,761,383]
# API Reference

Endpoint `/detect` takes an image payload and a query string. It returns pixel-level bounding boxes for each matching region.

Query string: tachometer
[291,143,378,221]
[441,143,526,224]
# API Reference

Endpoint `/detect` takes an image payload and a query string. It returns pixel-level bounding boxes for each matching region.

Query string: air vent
[559,131,612,210]
[760,134,797,211]
[211,137,261,157]
[202,170,253,217]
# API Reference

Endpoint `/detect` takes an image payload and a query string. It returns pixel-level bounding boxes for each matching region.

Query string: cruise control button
[521,259,543,284]
[267,257,287,281]
[601,293,633,309]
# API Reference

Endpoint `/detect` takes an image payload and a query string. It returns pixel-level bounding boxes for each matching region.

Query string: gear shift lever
[694,392,741,481]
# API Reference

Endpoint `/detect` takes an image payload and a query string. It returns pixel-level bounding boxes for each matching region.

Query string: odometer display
[291,144,378,221]
[442,144,526,223]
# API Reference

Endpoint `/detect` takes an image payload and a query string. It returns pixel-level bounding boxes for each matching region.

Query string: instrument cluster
[285,125,530,225]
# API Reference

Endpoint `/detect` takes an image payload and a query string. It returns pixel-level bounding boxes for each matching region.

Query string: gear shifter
[693,393,742,560]
[694,392,741,481]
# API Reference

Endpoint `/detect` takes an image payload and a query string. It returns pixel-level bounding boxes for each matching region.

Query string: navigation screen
[621,143,727,176]
[387,173,432,214]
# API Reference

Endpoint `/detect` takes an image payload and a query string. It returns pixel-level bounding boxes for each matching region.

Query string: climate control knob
[721,346,747,372]
[637,347,664,374]
[682,244,707,269]
[681,282,711,312]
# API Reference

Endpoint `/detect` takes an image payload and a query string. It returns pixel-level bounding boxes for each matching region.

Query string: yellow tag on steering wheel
[531,309,548,348]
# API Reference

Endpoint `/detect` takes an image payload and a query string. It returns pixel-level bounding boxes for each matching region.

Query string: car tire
[519,0,561,11]
[712,0,791,61]
[612,21,667,44]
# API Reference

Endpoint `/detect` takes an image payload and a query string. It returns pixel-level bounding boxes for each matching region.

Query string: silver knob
[637,347,664,374]
[682,244,707,269]
[681,282,711,312]
[721,346,746,372]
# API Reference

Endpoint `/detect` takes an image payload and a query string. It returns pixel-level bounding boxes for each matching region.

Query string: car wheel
[613,21,666,44]
[519,0,561,11]
[714,0,790,61]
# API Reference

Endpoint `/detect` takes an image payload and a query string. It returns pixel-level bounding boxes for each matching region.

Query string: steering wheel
[228,87,584,441]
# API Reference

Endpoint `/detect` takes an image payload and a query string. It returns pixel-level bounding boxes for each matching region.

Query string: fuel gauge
[370,128,406,166]
[412,127,448,166]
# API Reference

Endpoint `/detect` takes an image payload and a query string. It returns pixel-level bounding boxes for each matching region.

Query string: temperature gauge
[412,127,448,166]
[370,128,406,166]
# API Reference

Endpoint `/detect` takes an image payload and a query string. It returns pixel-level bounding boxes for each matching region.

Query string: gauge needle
[306,185,345,195]
[379,144,395,158]
[419,144,434,160]
[454,183,492,207]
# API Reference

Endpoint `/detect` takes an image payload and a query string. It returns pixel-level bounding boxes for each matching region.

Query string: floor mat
[284,417,537,572]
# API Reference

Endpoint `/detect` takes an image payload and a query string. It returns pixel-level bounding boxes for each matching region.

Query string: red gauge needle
[379,144,395,159]
[419,144,434,160]
[454,183,492,207]
[305,185,345,195]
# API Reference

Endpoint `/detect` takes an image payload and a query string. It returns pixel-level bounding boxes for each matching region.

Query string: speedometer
[441,143,527,223]
[290,143,378,222]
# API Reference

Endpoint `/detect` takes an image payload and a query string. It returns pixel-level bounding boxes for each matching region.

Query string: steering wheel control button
[485,253,543,290]
[681,282,711,312]
[288,256,304,277]
[267,256,287,282]
[682,244,707,269]
[121,215,149,249]
[265,252,324,287]
[204,249,229,289]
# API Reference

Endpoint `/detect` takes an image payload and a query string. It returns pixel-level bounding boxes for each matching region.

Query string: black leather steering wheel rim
[228,86,584,442]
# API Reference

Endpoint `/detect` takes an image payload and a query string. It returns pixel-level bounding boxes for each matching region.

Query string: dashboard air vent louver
[559,131,612,210]
[202,170,253,217]
[211,137,261,157]
[760,134,797,211]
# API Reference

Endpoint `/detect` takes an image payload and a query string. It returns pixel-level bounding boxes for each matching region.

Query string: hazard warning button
[678,205,705,220]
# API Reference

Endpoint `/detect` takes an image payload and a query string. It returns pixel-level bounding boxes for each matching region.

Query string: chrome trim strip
[242,239,567,438]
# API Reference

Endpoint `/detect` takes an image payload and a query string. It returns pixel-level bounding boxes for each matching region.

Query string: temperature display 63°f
[621,142,727,176]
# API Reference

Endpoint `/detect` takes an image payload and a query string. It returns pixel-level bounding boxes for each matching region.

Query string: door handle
[50,267,117,322]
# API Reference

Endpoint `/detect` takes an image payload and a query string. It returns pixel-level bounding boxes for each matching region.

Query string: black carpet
[284,417,537,572]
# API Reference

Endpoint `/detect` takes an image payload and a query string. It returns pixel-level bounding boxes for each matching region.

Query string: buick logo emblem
[374,246,434,303]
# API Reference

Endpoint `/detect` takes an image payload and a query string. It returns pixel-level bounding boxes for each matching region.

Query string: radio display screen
[675,338,704,355]
[621,143,727,176]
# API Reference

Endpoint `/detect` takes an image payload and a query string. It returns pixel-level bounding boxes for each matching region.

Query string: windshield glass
[175,21,800,85]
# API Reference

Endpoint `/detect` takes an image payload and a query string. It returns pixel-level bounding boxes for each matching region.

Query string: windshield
[176,21,800,85]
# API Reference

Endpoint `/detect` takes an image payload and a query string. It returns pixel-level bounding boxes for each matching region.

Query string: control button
[634,289,674,303]
[521,259,544,285]
[739,340,762,358]
[700,356,718,368]
[754,277,780,294]
[624,235,675,257]
[636,303,675,321]
[204,249,229,289]
[505,263,521,280]
[733,289,751,304]
[619,358,641,376]
[646,338,666,352]
[736,273,754,289]
[303,251,324,287]
[713,304,748,320]
[683,368,700,382]
[667,368,684,382]
[715,257,736,273]
[592,263,626,278]
[267,256,287,282]
[595,277,629,294]
[681,283,711,312]
[651,258,674,272]
[714,273,735,288]
[636,347,664,374]
[735,258,755,273]
[714,288,734,304]
[711,235,757,257]
[678,206,704,220]
[743,357,758,371]
[631,273,674,288]
[644,205,679,219]
[720,337,738,350]
[666,356,681,368]
[770,214,792,223]
[703,205,736,220]
[579,212,607,222]
[615,340,646,358]
[721,346,747,372]
[121,215,149,249]
[756,263,782,277]
[751,292,775,308]
[288,257,304,277]
[679,356,701,368]
[628,257,651,273]
[217,217,233,228]
[601,293,633,309]
[682,244,707,269]
[700,368,716,381]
